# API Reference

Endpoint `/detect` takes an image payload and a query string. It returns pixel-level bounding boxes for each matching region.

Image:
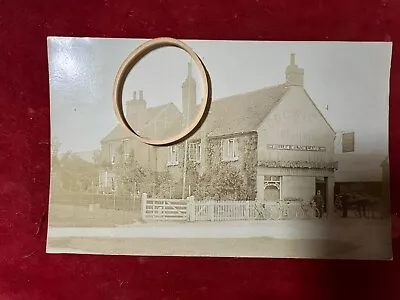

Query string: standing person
[313,190,324,219]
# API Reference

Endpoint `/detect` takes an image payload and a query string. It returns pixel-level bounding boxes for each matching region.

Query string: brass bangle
[113,37,211,146]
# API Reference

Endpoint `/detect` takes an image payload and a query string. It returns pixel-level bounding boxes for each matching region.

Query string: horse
[335,192,376,218]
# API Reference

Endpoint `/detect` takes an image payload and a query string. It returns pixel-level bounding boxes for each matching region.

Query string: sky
[48,38,392,154]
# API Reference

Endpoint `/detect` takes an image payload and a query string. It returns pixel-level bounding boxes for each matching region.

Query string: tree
[111,148,151,196]
[184,161,200,198]
[51,136,62,169]
[148,170,174,198]
[50,137,63,192]
[57,151,99,192]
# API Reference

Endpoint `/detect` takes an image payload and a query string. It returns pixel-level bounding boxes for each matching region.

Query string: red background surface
[0,0,400,299]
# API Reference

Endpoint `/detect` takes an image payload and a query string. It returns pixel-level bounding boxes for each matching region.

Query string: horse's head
[335,193,344,201]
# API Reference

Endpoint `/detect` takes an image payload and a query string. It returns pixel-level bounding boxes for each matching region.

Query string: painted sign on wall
[267,144,326,151]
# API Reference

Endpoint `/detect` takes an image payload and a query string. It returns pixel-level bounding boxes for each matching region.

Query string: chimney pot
[188,61,192,77]
[139,90,143,100]
[133,91,137,100]
[285,53,304,86]
[290,53,296,65]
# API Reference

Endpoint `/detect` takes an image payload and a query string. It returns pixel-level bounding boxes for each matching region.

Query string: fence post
[141,193,147,221]
[187,196,195,221]
[208,200,215,221]
[246,201,251,220]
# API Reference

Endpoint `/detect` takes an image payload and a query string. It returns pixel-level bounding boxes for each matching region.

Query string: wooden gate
[141,193,188,221]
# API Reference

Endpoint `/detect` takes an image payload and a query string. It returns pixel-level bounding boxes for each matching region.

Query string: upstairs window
[109,143,115,164]
[122,139,130,162]
[188,142,201,163]
[167,145,179,166]
[221,138,239,161]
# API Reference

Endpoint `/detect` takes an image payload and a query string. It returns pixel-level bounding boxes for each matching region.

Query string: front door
[315,177,327,213]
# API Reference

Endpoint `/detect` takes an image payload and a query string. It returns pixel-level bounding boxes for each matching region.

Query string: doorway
[315,177,327,213]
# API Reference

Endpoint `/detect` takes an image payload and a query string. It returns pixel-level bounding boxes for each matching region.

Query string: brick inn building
[99,54,339,216]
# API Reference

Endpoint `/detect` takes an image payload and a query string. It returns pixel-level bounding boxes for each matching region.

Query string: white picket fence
[187,199,257,221]
[140,193,318,222]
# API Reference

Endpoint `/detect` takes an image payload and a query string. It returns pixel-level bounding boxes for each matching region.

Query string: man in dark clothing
[313,190,324,219]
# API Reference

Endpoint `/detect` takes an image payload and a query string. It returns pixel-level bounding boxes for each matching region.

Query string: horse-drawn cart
[335,192,380,218]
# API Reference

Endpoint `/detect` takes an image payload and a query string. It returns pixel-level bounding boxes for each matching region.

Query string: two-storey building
[100,54,338,215]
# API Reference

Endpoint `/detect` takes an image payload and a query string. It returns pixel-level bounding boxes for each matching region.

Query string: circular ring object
[113,37,211,146]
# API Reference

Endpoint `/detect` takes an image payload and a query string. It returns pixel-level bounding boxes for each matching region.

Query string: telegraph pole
[181,61,192,200]
[182,122,189,199]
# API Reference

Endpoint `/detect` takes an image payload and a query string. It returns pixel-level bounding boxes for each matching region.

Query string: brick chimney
[285,53,304,86]
[181,61,197,127]
[126,90,147,130]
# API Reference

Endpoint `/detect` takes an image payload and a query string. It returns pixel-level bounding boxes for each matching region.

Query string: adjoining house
[333,153,387,197]
[99,54,339,216]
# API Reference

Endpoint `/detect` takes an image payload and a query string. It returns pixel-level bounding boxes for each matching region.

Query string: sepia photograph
[46,38,392,260]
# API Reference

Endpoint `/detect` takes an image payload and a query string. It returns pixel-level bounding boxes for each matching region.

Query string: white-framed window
[109,143,115,164]
[221,138,239,161]
[122,139,130,162]
[188,142,201,163]
[167,145,179,166]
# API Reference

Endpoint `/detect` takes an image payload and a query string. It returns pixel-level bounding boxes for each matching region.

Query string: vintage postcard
[46,37,393,260]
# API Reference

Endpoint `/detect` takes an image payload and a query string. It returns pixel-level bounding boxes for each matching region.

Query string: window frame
[188,142,201,163]
[167,145,179,166]
[122,139,130,162]
[221,138,239,162]
[109,143,115,165]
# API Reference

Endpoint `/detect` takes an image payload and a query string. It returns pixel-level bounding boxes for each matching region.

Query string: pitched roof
[139,103,183,140]
[189,84,289,139]
[100,124,130,143]
[101,103,180,143]
[303,90,335,134]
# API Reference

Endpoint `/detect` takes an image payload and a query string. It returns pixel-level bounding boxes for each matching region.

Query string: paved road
[48,219,391,244]
[47,219,392,259]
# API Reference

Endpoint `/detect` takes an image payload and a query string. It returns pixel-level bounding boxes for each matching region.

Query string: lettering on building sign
[267,144,326,152]
[273,111,317,123]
